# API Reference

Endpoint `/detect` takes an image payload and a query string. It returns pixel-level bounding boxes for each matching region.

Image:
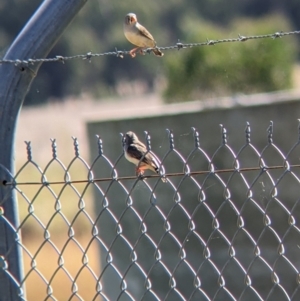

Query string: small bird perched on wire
[124,131,167,182]
[123,13,164,58]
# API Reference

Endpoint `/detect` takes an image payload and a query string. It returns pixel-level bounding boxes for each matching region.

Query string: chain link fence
[1,123,300,300]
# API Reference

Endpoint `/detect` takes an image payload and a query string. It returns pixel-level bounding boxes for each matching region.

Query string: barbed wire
[0,30,299,66]
[2,163,298,187]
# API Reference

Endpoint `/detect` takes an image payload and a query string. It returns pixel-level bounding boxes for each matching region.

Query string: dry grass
[23,235,100,301]
[16,163,99,300]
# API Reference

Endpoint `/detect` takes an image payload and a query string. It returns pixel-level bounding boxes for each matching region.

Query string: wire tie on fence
[284,160,290,171]
[208,163,215,173]
[261,166,268,172]
[56,55,65,64]
[0,206,4,215]
[138,174,146,182]
[185,170,191,177]
[238,34,248,42]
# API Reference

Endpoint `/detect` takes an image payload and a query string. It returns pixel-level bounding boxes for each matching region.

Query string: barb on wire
[0,30,299,66]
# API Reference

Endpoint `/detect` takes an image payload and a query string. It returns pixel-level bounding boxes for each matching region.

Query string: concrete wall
[86,97,300,301]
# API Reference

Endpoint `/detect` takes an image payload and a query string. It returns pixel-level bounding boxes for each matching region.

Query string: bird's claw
[136,168,144,177]
[129,48,145,58]
[129,50,137,58]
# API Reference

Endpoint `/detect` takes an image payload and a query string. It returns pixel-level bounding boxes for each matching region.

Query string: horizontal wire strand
[0,30,299,66]
[2,163,297,186]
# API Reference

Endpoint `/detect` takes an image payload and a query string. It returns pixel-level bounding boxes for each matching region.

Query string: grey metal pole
[0,0,88,300]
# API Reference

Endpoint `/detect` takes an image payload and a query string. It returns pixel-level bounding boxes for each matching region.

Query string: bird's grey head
[125,13,137,25]
[125,131,138,144]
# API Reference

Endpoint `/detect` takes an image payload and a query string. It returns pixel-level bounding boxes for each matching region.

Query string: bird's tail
[152,48,164,57]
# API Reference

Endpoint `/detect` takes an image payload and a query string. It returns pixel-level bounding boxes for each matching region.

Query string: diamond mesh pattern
[1,123,300,301]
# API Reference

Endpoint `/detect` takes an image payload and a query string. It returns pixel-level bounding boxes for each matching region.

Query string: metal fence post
[0,0,88,299]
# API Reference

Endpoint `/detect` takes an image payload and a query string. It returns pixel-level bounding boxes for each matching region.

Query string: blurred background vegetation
[0,0,299,105]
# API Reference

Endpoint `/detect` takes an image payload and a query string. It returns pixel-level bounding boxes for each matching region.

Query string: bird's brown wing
[137,24,155,42]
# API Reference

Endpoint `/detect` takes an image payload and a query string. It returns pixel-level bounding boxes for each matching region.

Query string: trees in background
[0,0,299,105]
[163,14,296,102]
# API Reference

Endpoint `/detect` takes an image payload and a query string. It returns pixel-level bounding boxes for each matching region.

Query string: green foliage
[163,14,297,103]
[1,0,299,105]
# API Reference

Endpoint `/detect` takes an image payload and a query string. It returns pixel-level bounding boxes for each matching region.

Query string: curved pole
[0,0,88,299]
